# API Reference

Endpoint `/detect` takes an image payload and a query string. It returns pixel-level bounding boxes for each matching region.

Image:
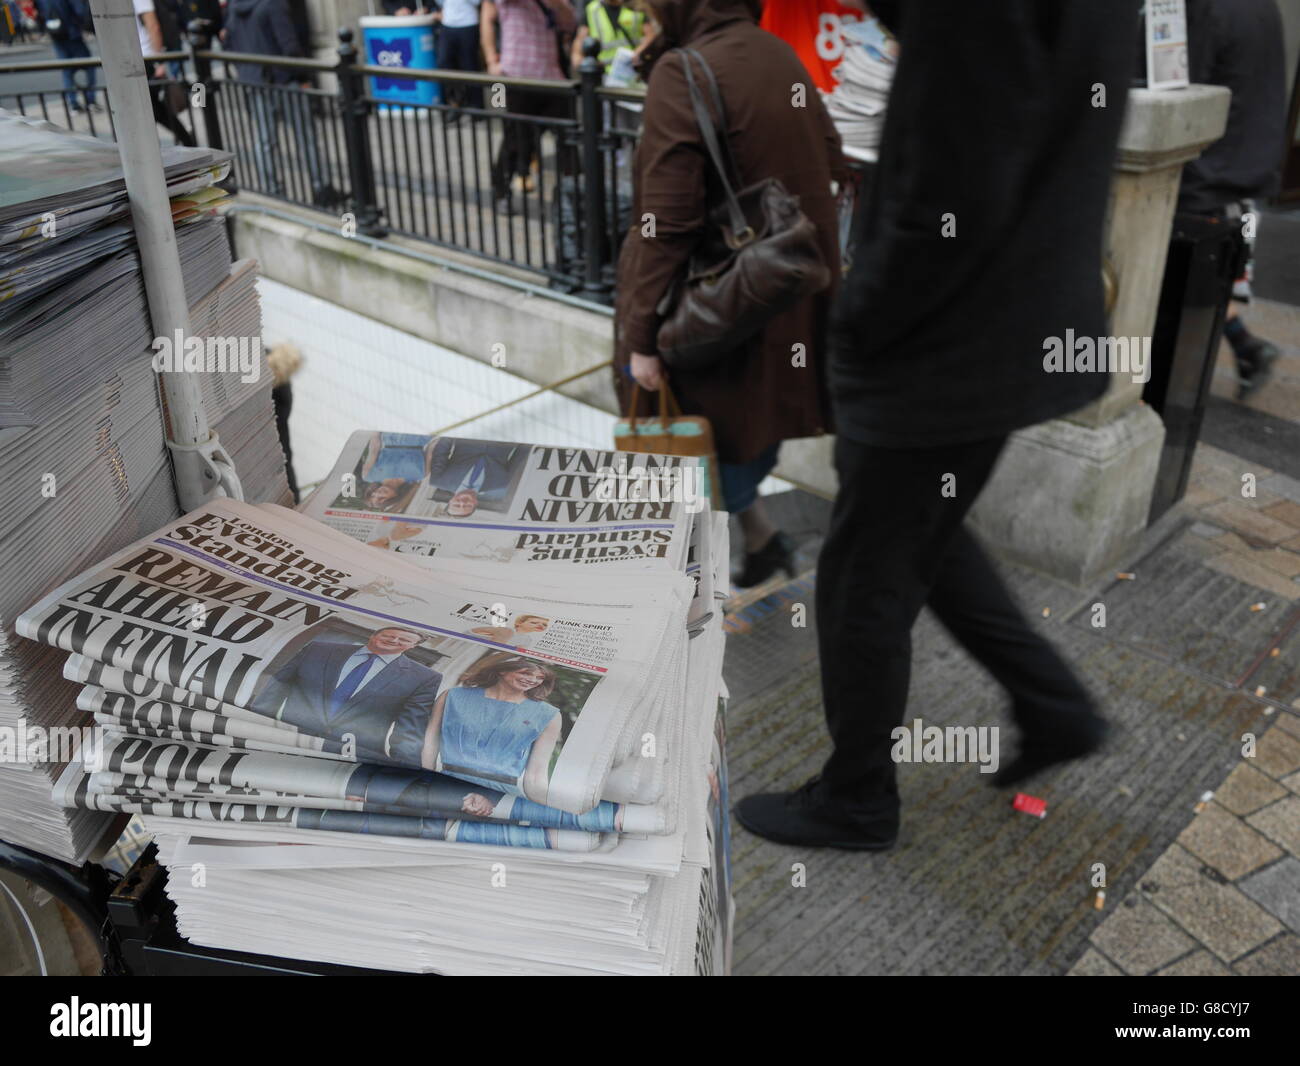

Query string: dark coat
[831,0,1139,449]
[251,640,442,765]
[613,0,844,465]
[224,0,303,85]
[1179,0,1288,214]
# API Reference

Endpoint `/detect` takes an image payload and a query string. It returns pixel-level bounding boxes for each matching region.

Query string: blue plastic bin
[359,14,441,108]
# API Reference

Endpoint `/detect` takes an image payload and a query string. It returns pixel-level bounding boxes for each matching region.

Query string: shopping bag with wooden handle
[613,383,722,511]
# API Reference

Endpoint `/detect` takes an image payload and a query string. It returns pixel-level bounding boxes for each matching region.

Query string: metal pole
[187,20,226,158]
[89,0,241,509]
[337,28,388,237]
[577,37,608,300]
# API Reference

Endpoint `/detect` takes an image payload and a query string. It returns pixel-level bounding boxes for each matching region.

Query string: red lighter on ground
[1012,793,1047,818]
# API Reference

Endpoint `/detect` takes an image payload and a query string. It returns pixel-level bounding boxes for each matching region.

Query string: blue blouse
[439,686,560,795]
[366,432,429,484]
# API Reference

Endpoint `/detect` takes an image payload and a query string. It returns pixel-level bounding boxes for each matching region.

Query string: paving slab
[1214,762,1289,815]
[1231,934,1300,976]
[1245,797,1300,855]
[1090,895,1198,975]
[1155,950,1234,976]
[1237,857,1300,932]
[1175,803,1282,880]
[1137,845,1282,962]
[1066,947,1124,976]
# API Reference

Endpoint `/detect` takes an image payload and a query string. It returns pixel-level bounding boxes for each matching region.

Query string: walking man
[736,0,1134,849]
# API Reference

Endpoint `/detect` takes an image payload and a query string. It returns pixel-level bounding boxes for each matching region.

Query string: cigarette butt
[1270,648,1281,658]
[1094,890,1106,910]
[1255,685,1268,698]
[1116,572,1136,581]
[1194,790,1214,813]
[1041,607,1051,618]
[1250,602,1267,612]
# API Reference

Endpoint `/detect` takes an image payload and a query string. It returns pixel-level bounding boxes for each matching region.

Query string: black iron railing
[0,26,638,299]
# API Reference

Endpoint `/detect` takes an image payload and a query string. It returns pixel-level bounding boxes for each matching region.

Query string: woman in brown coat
[613,0,845,586]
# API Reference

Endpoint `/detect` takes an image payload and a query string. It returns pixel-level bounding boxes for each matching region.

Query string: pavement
[722,293,1300,976]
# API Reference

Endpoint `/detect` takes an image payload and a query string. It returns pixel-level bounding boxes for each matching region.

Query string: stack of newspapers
[0,110,290,861]
[18,432,734,974]
[821,17,897,154]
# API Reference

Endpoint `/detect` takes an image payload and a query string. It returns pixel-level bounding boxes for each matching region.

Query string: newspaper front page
[19,498,691,814]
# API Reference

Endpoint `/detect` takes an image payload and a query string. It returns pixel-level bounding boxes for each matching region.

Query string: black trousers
[490,90,573,198]
[151,84,195,147]
[438,24,483,109]
[815,434,1094,807]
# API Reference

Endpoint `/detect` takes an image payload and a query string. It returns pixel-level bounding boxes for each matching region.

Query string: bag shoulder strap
[532,0,557,29]
[682,47,740,181]
[674,48,750,244]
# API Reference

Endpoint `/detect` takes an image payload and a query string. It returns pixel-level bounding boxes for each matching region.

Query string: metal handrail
[0,49,186,74]
[196,49,332,74]
[353,63,577,94]
[1,30,625,296]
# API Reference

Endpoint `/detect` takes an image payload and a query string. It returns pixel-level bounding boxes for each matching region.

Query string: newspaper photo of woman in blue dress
[331,431,428,513]
[420,655,565,805]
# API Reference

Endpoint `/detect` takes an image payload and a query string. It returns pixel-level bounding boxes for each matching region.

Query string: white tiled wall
[258,277,789,498]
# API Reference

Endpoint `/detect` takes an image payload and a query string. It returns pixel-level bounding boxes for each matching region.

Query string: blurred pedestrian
[1181,0,1289,400]
[480,0,576,213]
[438,0,484,114]
[4,0,28,43]
[569,0,650,78]
[35,0,100,111]
[224,0,341,207]
[614,0,844,587]
[735,0,1132,849]
[132,0,196,144]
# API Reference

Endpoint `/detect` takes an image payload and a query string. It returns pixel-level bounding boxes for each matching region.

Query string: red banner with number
[759,0,867,92]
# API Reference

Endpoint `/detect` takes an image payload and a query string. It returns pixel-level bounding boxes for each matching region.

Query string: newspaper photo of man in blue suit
[423,437,525,517]
[251,626,443,766]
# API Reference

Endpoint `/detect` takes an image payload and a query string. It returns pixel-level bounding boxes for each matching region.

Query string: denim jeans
[249,88,326,196]
[719,443,780,514]
[53,38,96,109]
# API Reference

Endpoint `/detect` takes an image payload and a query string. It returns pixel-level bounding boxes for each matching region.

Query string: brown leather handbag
[655,48,831,372]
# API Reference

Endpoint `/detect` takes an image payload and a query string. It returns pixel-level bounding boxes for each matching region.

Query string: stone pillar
[967,85,1231,585]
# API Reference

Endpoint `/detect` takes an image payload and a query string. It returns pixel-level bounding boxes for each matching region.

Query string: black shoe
[1237,340,1279,401]
[734,778,898,850]
[991,712,1109,789]
[732,530,794,588]
[311,183,343,210]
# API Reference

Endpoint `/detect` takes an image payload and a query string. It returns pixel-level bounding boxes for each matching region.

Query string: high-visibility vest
[585,0,644,67]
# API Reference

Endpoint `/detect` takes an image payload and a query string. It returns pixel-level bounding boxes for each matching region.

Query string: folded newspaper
[301,430,701,567]
[301,431,715,634]
[18,494,694,816]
